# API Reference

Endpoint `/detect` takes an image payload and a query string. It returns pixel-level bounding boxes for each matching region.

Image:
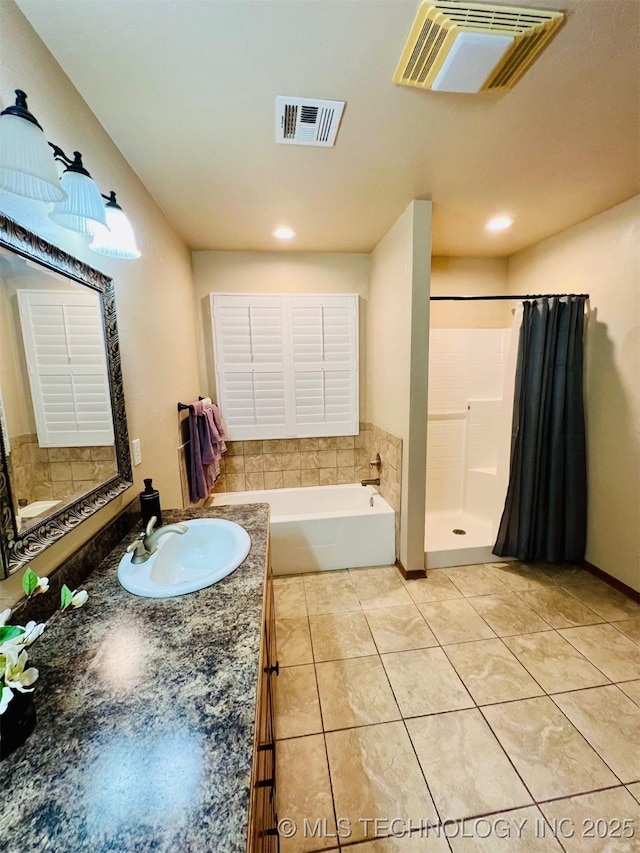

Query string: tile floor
[273,562,640,852]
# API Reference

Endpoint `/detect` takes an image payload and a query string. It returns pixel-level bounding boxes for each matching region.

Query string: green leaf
[60,584,73,611]
[22,567,38,597]
[0,625,25,643]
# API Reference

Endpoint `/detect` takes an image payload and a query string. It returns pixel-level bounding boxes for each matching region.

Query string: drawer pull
[261,827,279,837]
[266,660,280,676]
[258,741,275,752]
[256,777,274,788]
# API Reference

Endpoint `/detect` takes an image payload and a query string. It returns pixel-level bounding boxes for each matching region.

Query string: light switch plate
[131,438,142,466]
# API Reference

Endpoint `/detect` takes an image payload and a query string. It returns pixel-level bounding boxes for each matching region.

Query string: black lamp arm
[101,191,121,209]
[48,143,92,178]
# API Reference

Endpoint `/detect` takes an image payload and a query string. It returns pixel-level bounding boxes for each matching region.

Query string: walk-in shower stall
[425,326,516,568]
[424,291,589,569]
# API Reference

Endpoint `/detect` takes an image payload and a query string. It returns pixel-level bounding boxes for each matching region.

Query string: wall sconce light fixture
[0,90,66,203]
[90,192,141,260]
[0,90,140,260]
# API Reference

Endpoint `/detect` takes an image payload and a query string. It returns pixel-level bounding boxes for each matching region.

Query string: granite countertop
[0,504,270,853]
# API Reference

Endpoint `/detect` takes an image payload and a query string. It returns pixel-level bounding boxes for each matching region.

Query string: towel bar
[177,396,205,411]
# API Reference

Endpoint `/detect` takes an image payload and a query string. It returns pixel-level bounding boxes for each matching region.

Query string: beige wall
[368,200,431,572]
[430,257,511,328]
[0,275,34,438]
[192,250,370,417]
[507,196,640,591]
[0,2,201,593]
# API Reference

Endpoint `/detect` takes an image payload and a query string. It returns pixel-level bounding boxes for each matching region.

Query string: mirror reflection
[0,248,117,533]
[0,215,132,577]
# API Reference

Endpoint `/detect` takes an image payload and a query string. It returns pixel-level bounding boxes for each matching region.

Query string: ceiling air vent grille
[276,96,346,147]
[394,2,564,93]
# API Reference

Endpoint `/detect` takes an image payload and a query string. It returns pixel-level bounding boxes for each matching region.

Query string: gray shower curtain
[493,295,587,562]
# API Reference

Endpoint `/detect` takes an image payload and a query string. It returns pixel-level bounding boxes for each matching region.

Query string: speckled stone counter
[0,504,270,853]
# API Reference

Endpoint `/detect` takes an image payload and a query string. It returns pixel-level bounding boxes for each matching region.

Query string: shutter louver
[212,296,289,439]
[212,293,358,440]
[18,290,114,447]
[291,296,358,436]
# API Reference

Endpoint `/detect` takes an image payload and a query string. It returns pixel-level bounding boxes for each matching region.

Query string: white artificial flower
[4,650,38,693]
[0,608,11,627]
[33,577,49,596]
[21,621,46,646]
[70,589,88,608]
[0,685,14,715]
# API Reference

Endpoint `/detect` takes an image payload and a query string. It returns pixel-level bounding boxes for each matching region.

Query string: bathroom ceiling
[15,0,640,256]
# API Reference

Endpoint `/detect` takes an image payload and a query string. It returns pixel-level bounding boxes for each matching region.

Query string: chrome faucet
[126,516,188,564]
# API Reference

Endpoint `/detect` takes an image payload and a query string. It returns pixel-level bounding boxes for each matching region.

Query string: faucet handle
[126,533,147,558]
[369,453,381,469]
[145,516,158,537]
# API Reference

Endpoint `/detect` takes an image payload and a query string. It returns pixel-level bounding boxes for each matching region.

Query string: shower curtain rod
[430,293,590,301]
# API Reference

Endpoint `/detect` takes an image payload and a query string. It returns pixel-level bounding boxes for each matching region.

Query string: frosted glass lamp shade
[90,195,141,259]
[49,169,107,234]
[0,112,66,203]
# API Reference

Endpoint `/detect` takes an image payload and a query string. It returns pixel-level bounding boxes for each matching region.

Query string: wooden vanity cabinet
[247,558,279,852]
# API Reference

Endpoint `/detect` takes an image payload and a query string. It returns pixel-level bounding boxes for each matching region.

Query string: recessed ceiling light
[272,227,296,239]
[485,215,514,232]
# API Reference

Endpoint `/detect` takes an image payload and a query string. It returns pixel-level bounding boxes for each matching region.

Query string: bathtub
[211,484,396,575]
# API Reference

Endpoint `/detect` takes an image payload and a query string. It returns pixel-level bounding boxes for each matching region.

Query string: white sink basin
[117,518,251,598]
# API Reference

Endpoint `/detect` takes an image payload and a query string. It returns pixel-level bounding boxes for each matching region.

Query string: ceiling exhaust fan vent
[393,2,564,93]
[276,96,346,147]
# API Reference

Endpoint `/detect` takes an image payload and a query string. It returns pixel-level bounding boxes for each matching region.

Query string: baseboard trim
[395,558,426,580]
[582,560,639,603]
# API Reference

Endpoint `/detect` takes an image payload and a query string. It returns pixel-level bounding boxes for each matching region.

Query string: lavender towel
[187,399,227,503]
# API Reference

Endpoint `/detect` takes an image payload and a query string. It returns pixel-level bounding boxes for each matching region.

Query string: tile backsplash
[7,433,117,511]
[210,432,372,493]
[180,422,403,561]
[368,422,402,557]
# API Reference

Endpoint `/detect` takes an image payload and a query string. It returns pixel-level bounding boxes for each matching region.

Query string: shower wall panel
[426,328,510,515]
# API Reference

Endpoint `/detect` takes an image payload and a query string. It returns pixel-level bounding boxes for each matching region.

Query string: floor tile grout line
[438,636,547,705]
[274,678,640,740]
[555,624,640,683]
[276,564,637,847]
[465,588,557,635]
[474,702,549,809]
[500,627,616,691]
[546,688,633,786]
[418,595,500,646]
[276,578,637,688]
[362,601,438,656]
[534,781,638,807]
[398,713,450,836]
[477,697,630,806]
[321,631,452,836]
[506,582,608,629]
[609,621,640,646]
[493,632,558,697]
[556,579,640,622]
[275,565,639,846]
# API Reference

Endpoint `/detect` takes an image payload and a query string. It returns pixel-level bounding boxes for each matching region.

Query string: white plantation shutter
[18,290,114,447]
[211,293,358,440]
[291,296,358,435]
[211,295,289,439]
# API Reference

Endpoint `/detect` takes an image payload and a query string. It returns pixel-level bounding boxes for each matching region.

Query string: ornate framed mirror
[0,213,132,576]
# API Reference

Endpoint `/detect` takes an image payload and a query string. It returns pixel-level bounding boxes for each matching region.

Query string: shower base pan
[424,511,510,570]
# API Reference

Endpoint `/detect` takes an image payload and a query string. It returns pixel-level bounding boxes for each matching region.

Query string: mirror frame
[0,213,132,576]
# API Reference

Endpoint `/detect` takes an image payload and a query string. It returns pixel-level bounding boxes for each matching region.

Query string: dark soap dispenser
[140,478,162,528]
